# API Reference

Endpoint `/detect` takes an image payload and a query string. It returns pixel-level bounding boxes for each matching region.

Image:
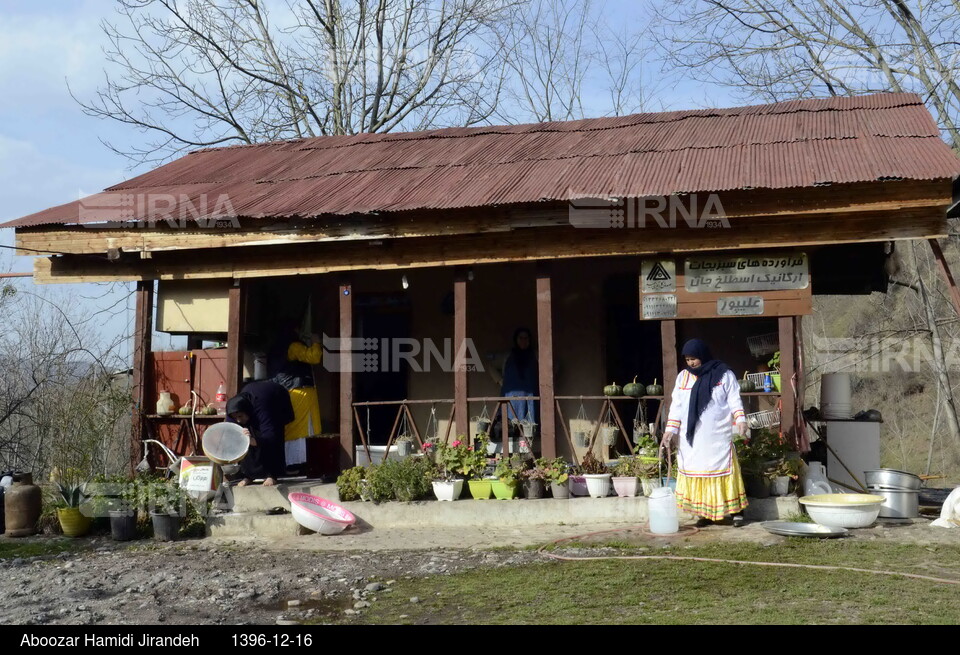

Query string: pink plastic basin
[289,493,357,535]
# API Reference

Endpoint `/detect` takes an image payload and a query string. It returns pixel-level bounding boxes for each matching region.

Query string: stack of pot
[864,469,921,518]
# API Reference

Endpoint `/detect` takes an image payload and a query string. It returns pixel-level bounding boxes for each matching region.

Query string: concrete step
[207,494,800,538]
[226,480,340,513]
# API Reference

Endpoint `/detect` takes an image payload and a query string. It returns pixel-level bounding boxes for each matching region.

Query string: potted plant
[737,428,786,499]
[521,461,549,499]
[492,454,524,500]
[768,351,781,391]
[632,430,658,458]
[536,458,569,499]
[637,460,660,496]
[611,458,642,497]
[425,437,473,501]
[457,435,493,499]
[54,481,91,538]
[149,481,187,541]
[568,462,588,496]
[395,434,415,457]
[580,452,612,498]
[105,479,139,541]
[336,466,368,501]
[600,424,619,447]
[770,456,803,496]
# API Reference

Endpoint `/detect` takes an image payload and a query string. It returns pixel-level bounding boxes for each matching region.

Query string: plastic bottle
[215,381,227,415]
[763,374,773,393]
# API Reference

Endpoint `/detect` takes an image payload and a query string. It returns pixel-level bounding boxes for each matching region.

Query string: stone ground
[2,515,958,625]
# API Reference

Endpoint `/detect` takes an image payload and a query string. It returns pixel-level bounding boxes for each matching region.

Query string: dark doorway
[355,293,411,444]
[605,272,663,404]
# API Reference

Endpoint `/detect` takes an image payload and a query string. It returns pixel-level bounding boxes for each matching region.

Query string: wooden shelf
[740,392,782,397]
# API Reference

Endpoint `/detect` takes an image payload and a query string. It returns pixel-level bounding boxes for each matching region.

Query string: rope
[536,525,960,586]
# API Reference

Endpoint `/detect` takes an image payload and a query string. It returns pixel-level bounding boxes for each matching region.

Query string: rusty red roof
[7,92,960,228]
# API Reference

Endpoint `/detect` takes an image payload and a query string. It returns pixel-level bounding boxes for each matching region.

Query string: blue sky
[0,0,737,360]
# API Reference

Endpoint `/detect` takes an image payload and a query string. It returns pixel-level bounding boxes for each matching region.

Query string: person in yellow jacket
[268,324,322,472]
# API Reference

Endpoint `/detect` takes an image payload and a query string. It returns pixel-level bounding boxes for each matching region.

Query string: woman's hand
[660,432,676,451]
[241,428,257,447]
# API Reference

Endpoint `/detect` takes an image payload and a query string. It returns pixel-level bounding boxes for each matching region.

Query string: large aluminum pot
[863,469,921,490]
[867,486,919,518]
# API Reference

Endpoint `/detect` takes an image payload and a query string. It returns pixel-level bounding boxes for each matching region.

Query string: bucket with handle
[648,448,679,534]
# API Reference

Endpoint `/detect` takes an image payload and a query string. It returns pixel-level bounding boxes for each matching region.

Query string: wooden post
[928,238,960,319]
[226,280,245,398]
[130,280,153,475]
[536,264,556,458]
[454,272,469,437]
[339,281,354,469]
[779,316,796,445]
[660,320,678,413]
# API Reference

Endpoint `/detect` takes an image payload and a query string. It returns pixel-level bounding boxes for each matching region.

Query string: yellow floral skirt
[675,455,748,521]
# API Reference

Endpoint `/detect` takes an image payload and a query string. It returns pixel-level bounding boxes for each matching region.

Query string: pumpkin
[739,372,755,393]
[623,376,643,398]
[645,378,663,396]
[178,405,192,415]
[603,382,622,396]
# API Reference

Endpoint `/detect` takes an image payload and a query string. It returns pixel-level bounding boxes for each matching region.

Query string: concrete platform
[207,480,801,539]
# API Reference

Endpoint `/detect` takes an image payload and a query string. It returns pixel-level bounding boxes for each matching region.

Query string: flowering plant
[427,435,489,481]
[494,453,527,485]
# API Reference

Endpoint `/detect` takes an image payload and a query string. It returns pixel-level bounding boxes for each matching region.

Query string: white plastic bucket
[821,374,852,418]
[648,487,679,534]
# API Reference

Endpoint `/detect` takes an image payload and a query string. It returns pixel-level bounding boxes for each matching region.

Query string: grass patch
[335,540,960,625]
[0,538,87,560]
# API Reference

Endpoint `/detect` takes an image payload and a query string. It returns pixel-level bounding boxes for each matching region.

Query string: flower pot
[640,478,655,497]
[520,422,536,439]
[770,476,791,497]
[491,480,518,500]
[568,475,588,496]
[600,426,618,447]
[57,507,91,538]
[467,479,493,500]
[109,510,138,541]
[150,512,181,541]
[523,479,545,499]
[396,440,413,457]
[476,418,491,435]
[612,476,638,497]
[583,473,612,498]
[574,432,590,448]
[550,481,570,499]
[432,479,464,502]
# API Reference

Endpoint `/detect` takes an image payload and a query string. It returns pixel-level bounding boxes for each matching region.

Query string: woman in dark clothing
[226,380,295,487]
[495,327,539,424]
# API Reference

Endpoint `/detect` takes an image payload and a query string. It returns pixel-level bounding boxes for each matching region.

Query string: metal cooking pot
[863,469,921,491]
[867,486,919,518]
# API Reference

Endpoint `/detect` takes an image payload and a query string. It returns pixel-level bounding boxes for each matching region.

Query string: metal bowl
[863,469,921,491]
[762,521,849,538]
[867,486,919,518]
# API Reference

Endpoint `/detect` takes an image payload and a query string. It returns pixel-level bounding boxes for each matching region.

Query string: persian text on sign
[685,253,808,292]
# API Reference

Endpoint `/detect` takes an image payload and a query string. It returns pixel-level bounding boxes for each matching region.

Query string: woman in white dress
[661,339,749,527]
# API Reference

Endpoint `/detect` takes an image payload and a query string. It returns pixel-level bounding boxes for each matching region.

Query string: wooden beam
[660,320,678,419]
[225,280,245,398]
[454,272,468,438]
[130,281,153,475]
[928,238,960,320]
[15,179,952,256]
[778,316,796,447]
[32,208,950,284]
[339,280,354,470]
[536,264,556,459]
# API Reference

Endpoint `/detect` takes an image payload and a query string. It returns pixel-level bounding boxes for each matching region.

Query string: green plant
[614,457,656,479]
[54,481,88,509]
[365,457,433,502]
[772,457,804,480]
[633,431,657,455]
[768,351,781,371]
[580,452,608,475]
[536,457,569,485]
[736,428,789,476]
[494,454,527,484]
[147,481,189,515]
[337,466,368,501]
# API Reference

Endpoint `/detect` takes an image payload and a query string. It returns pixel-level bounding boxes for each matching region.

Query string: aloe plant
[55,482,87,509]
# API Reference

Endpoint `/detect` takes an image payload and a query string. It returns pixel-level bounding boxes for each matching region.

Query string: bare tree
[77,0,519,164]
[654,0,960,145]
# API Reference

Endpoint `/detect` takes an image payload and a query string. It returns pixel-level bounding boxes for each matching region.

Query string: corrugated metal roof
[7,92,960,228]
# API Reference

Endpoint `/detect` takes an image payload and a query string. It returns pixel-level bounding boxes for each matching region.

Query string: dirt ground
[2,516,958,626]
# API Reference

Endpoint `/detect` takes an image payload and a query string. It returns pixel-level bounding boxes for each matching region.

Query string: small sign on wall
[717,296,764,316]
[642,294,677,319]
[641,259,676,293]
